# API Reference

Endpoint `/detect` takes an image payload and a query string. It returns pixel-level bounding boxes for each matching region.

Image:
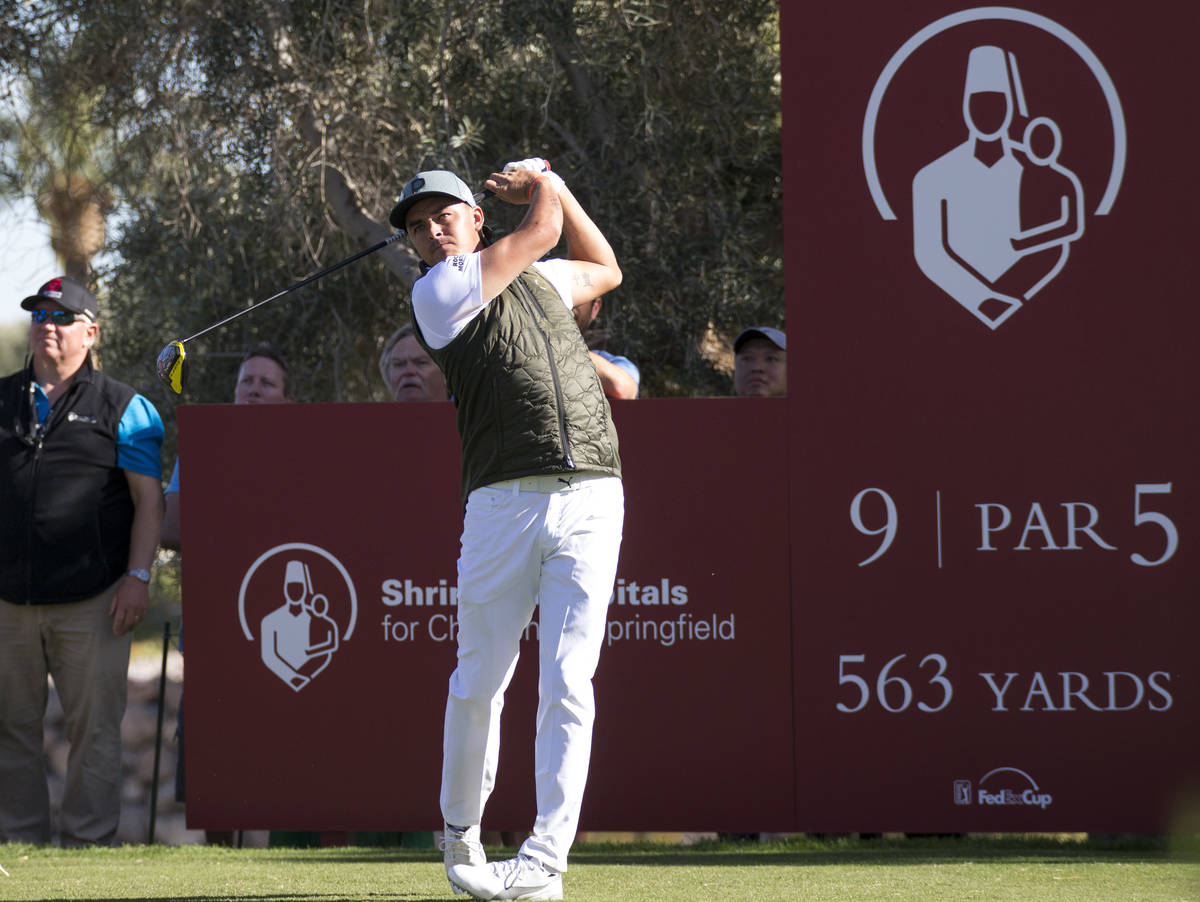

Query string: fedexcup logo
[238,543,358,692]
[954,766,1053,809]
[863,8,1126,330]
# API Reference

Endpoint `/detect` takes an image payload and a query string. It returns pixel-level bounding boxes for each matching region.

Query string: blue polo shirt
[594,350,640,396]
[34,384,164,479]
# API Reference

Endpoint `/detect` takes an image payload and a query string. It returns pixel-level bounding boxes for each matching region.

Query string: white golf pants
[441,473,623,873]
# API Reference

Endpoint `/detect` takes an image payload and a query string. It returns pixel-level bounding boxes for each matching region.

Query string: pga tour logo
[954,766,1053,810]
[237,543,359,692]
[863,8,1126,330]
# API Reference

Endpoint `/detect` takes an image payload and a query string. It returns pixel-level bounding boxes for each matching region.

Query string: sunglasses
[30,309,92,326]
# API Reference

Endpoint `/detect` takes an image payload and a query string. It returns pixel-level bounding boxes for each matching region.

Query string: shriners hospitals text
[378,576,733,647]
[381,576,689,607]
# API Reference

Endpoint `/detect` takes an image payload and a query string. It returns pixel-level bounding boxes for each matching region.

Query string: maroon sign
[180,2,1197,834]
[785,2,1197,831]
[181,400,794,831]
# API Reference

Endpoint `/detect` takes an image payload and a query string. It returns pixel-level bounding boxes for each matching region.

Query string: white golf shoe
[447,854,563,901]
[442,823,486,895]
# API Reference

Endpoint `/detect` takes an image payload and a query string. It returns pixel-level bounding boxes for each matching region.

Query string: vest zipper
[514,275,575,470]
[23,376,78,603]
[24,379,44,602]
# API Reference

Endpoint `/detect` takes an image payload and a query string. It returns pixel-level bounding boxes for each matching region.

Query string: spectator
[732,326,786,397]
[391,161,623,901]
[378,324,450,401]
[163,344,292,546]
[571,297,639,399]
[0,277,164,846]
[720,325,786,847]
[162,345,292,847]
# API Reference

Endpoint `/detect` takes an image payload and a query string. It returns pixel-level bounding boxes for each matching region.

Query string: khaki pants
[0,582,130,846]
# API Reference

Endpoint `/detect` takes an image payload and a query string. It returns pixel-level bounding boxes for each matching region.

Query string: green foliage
[1,0,783,444]
[0,9,118,280]
[0,321,28,375]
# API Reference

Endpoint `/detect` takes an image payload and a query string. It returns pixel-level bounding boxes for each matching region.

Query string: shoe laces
[495,855,553,889]
[441,825,485,866]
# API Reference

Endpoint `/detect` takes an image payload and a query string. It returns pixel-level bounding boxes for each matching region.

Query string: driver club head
[156,340,187,395]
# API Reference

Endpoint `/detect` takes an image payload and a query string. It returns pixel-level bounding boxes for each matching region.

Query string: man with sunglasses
[0,276,164,846]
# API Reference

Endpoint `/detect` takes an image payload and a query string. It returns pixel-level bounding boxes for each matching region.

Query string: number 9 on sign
[851,488,897,566]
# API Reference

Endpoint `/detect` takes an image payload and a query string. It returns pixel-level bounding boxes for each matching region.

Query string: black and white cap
[20,276,98,321]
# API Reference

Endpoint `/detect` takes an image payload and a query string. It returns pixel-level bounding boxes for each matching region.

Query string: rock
[121,778,144,804]
[135,744,174,785]
[45,738,70,778]
[120,704,161,747]
[127,679,158,706]
[45,689,65,729]
[36,649,211,845]
[151,812,205,846]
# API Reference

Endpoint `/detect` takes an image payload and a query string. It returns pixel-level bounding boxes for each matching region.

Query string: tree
[0,13,115,283]
[0,322,27,375]
[1,0,782,419]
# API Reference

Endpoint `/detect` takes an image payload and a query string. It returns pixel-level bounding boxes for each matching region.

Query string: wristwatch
[127,568,151,583]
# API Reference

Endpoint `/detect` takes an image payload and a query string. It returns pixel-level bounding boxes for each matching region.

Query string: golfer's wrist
[527,172,564,200]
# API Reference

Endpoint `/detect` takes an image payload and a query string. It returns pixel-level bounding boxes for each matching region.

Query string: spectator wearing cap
[0,277,164,845]
[733,326,787,397]
[378,324,450,402]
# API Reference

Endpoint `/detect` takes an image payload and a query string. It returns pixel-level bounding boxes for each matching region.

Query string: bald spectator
[379,324,450,402]
[733,327,786,397]
[162,344,293,848]
[572,297,639,400]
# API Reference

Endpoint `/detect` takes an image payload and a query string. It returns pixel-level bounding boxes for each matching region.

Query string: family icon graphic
[863,7,1127,332]
[238,542,358,691]
[912,45,1084,330]
[259,559,341,691]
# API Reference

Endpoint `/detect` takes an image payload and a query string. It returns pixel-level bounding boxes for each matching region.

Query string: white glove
[502,158,564,196]
[503,157,551,173]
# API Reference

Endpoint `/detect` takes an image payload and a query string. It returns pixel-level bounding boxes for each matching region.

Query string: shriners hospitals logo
[238,543,358,692]
[954,766,1053,809]
[863,8,1126,330]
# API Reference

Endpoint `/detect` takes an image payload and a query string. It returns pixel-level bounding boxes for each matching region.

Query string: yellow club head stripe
[156,340,187,395]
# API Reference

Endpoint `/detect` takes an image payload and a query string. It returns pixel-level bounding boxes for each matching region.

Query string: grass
[0,834,1196,901]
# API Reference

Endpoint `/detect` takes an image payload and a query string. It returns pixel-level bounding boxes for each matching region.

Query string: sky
[1,196,59,325]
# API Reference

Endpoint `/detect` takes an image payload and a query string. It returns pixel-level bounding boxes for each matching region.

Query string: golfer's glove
[504,157,551,173]
[504,157,565,195]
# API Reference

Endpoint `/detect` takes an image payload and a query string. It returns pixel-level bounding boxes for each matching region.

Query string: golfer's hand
[485,169,564,205]
[110,576,149,636]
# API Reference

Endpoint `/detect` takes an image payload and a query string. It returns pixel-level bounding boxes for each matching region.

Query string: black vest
[415,266,621,502]
[0,360,137,604]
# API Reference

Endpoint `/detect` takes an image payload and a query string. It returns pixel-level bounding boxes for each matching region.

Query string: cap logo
[406,177,425,197]
[42,277,63,298]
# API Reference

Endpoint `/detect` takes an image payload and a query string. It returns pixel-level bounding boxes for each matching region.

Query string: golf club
[156,185,498,394]
[155,231,405,394]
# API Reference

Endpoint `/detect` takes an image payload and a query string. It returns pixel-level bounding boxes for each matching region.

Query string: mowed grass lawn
[1,835,1196,902]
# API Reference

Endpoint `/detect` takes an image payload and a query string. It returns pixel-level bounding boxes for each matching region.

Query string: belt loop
[512,479,520,496]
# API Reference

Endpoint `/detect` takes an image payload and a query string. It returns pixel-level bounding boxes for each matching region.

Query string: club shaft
[180,232,403,344]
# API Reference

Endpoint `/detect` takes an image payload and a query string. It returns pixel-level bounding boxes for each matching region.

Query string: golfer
[389,161,623,901]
